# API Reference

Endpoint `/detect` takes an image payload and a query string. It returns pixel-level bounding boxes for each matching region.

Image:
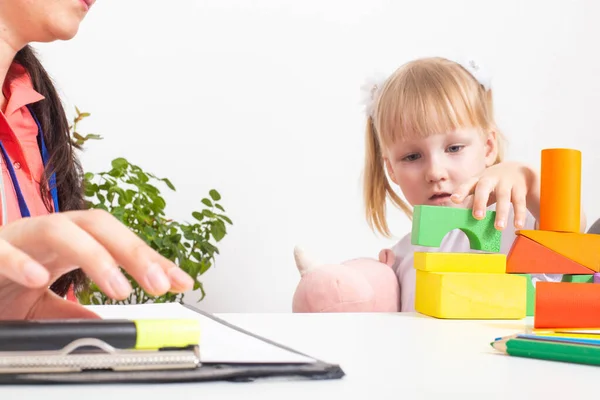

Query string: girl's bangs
[375,65,485,145]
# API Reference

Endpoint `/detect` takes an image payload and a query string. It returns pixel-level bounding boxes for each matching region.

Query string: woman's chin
[40,17,83,42]
[52,25,81,41]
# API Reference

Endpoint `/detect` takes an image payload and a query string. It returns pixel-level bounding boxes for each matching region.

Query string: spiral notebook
[0,303,344,385]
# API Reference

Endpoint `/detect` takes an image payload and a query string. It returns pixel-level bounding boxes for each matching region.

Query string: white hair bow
[456,57,492,91]
[359,72,387,118]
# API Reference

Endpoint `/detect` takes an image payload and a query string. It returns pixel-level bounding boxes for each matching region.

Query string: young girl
[362,56,586,312]
[0,0,194,319]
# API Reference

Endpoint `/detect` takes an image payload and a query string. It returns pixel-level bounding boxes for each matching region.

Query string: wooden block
[516,274,536,317]
[411,205,501,252]
[562,274,594,283]
[413,252,506,273]
[534,282,600,328]
[415,270,526,319]
[517,274,594,317]
[517,230,600,272]
[540,148,581,233]
[506,235,594,274]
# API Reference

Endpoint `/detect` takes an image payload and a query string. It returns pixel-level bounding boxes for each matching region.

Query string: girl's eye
[447,145,464,153]
[401,153,421,162]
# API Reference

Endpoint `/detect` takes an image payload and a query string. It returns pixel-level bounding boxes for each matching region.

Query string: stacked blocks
[513,149,600,329]
[412,148,593,321]
[412,206,526,319]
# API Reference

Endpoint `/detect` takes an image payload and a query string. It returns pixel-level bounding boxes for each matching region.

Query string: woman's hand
[0,209,195,320]
[450,161,539,231]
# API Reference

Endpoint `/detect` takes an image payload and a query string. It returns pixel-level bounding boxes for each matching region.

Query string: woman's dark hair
[14,45,88,297]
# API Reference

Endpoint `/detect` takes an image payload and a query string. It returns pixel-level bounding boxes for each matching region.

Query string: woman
[0,0,194,319]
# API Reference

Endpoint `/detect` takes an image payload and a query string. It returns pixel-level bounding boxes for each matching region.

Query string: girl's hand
[0,209,195,320]
[450,161,538,231]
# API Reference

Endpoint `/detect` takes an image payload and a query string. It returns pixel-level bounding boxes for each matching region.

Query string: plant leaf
[162,178,176,191]
[217,214,233,225]
[192,211,204,221]
[111,158,128,169]
[201,198,213,207]
[211,220,227,241]
[209,189,221,201]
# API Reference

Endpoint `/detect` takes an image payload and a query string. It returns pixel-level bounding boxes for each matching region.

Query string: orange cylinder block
[539,148,581,233]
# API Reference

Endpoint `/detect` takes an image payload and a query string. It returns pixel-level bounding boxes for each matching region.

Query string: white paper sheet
[86,303,316,364]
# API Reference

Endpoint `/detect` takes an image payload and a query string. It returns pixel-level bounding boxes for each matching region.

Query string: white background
[32,0,600,312]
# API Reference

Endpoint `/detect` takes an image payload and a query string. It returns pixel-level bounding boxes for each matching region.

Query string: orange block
[507,235,593,274]
[534,282,600,328]
[517,230,600,272]
[539,148,581,233]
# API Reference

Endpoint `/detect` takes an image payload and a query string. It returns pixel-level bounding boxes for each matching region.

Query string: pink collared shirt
[0,62,54,224]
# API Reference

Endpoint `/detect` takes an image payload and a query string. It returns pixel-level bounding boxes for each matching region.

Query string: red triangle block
[507,235,594,274]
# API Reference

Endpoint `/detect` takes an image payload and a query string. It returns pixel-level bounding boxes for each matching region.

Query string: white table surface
[0,304,593,399]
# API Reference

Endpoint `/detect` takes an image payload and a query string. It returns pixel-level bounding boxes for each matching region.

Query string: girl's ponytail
[363,117,414,238]
[363,117,390,236]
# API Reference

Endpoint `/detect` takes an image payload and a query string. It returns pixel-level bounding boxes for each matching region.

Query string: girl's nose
[425,162,448,183]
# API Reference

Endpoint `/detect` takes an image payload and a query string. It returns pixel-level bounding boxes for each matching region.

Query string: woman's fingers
[30,213,133,300]
[0,209,194,300]
[0,238,50,288]
[69,209,194,295]
[27,290,102,320]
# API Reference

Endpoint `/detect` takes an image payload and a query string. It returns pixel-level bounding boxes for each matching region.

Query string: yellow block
[415,270,527,319]
[413,252,506,273]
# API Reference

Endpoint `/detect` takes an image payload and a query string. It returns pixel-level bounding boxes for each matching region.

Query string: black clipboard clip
[0,338,201,374]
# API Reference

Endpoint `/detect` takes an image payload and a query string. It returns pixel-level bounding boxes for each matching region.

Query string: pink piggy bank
[291,246,400,313]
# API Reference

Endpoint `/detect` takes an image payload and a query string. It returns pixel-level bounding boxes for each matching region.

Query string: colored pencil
[497,334,600,346]
[491,337,600,366]
[534,328,600,334]
[533,329,600,339]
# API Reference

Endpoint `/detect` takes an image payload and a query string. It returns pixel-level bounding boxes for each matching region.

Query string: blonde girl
[362,57,585,311]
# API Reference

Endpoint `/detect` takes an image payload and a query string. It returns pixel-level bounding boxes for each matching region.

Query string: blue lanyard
[0,105,60,218]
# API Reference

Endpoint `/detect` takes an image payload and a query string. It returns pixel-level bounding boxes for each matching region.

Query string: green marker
[0,319,201,351]
[491,337,600,366]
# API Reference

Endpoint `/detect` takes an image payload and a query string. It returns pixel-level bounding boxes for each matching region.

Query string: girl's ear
[484,130,499,166]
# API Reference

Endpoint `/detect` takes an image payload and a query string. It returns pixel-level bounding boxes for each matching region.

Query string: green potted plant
[70,108,232,305]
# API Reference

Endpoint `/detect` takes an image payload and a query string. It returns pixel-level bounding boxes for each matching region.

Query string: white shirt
[390,204,562,312]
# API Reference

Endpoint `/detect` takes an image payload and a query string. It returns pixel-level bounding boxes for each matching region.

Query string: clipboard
[0,304,345,385]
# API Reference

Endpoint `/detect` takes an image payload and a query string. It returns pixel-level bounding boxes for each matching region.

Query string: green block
[517,274,594,316]
[411,205,501,252]
[561,274,594,283]
[517,274,536,316]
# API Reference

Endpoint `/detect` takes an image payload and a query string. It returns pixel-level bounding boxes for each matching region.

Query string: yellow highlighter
[0,319,201,351]
[133,319,201,350]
